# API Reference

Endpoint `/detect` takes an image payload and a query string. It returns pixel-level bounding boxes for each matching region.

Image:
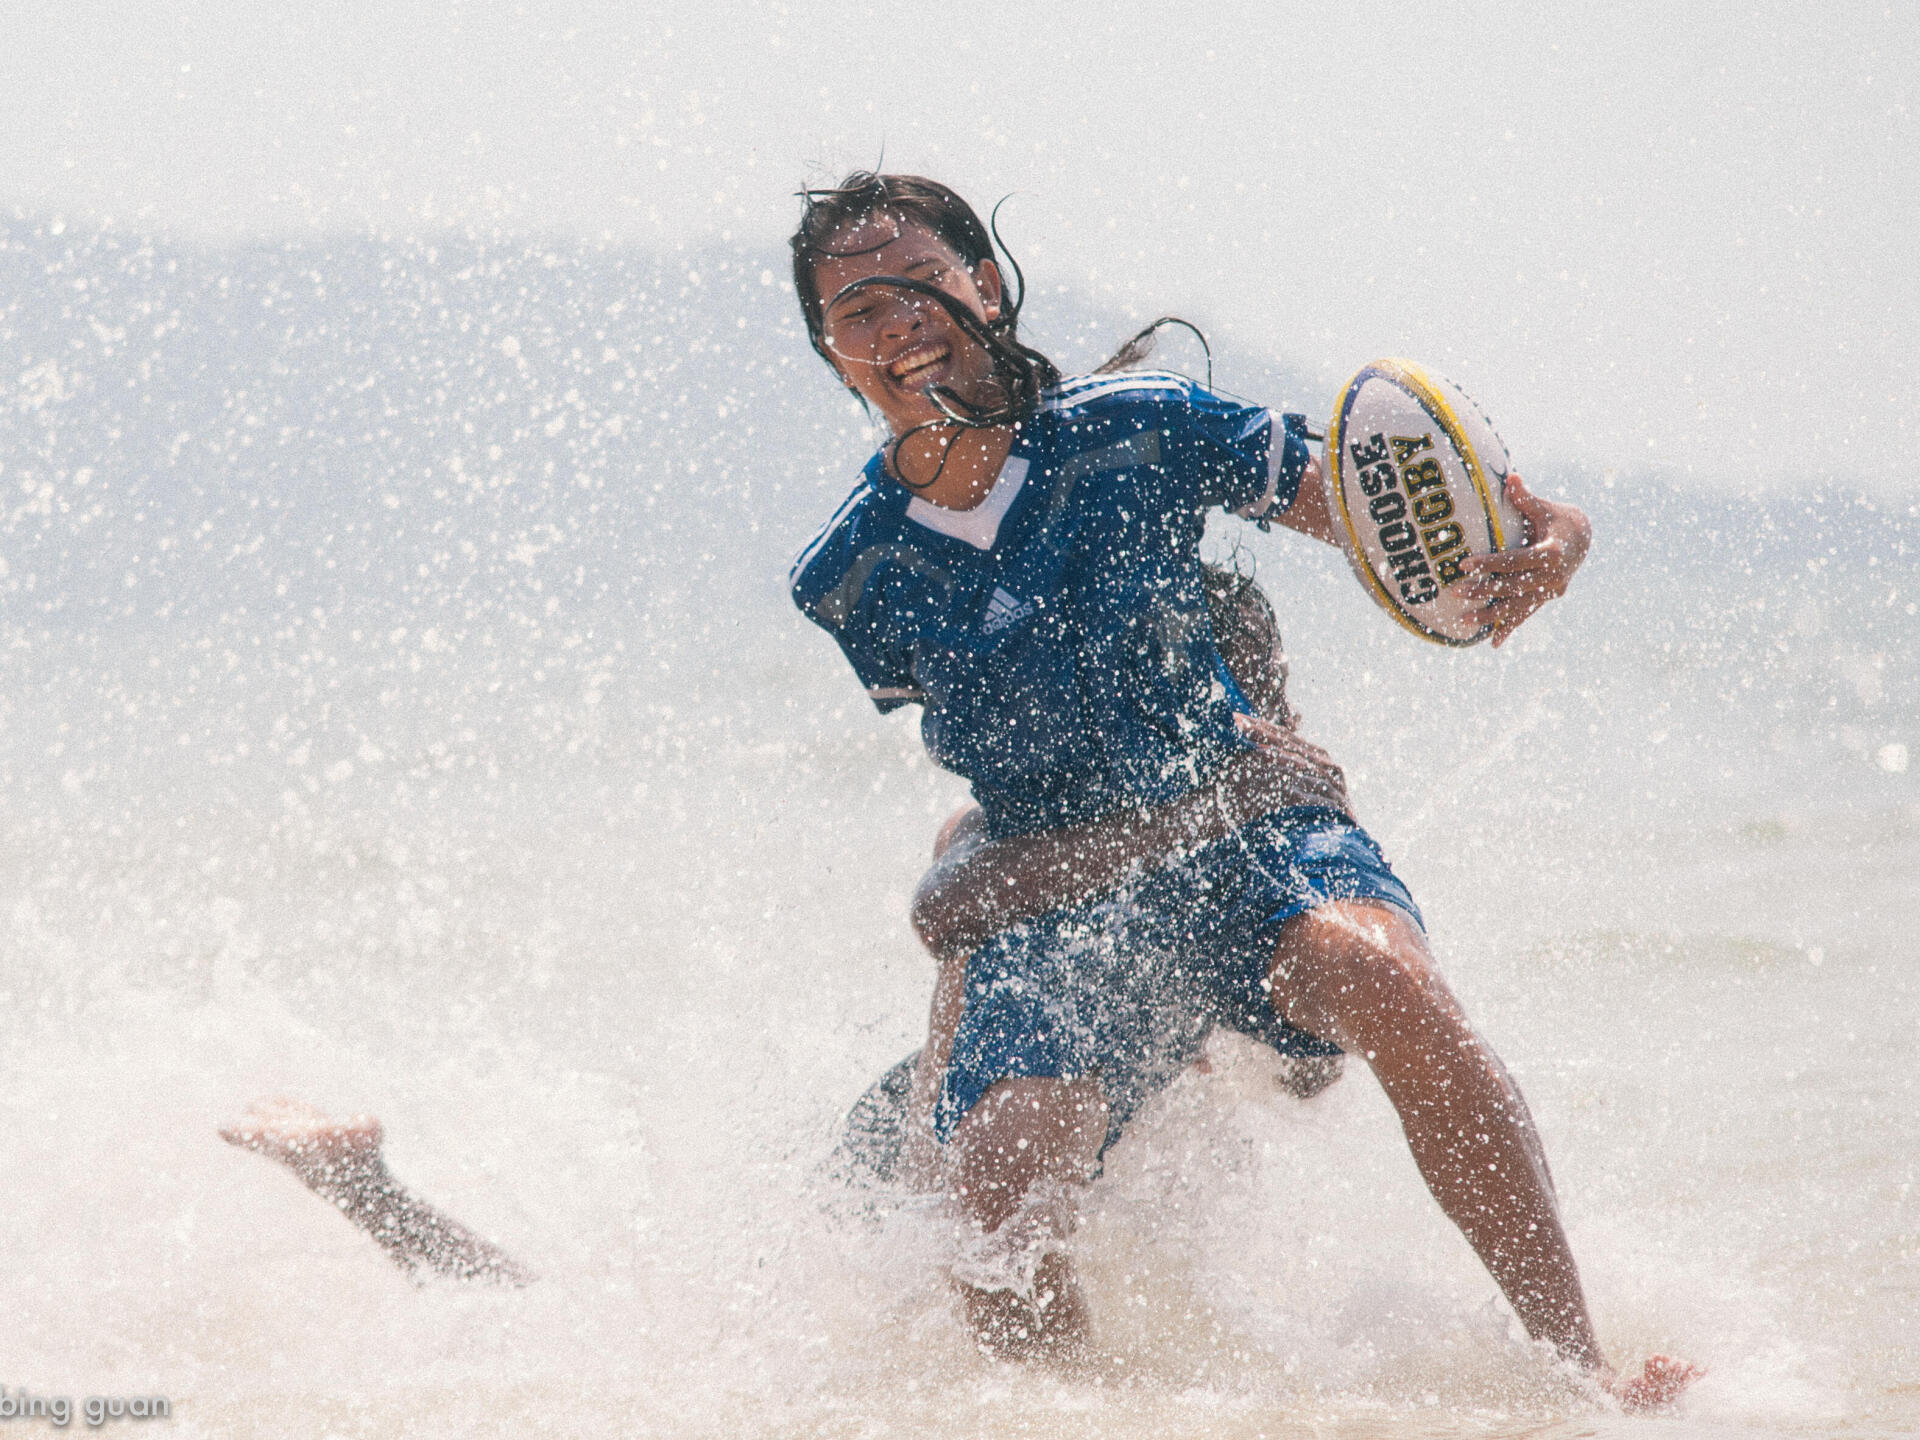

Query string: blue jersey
[790,371,1312,839]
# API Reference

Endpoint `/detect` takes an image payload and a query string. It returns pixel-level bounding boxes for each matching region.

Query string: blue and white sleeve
[832,617,921,713]
[790,526,922,714]
[1172,383,1314,523]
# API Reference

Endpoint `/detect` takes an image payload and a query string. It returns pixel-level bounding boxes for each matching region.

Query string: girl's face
[811,215,1006,434]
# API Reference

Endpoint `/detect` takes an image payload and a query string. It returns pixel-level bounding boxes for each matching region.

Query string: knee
[1269,905,1466,1053]
[910,870,966,958]
[931,804,986,863]
[950,1078,1106,1228]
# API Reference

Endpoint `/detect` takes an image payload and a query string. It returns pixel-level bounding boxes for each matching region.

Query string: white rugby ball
[1323,357,1526,646]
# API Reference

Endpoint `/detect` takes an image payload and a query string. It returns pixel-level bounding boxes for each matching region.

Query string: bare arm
[1270,452,1342,546]
[911,722,1350,964]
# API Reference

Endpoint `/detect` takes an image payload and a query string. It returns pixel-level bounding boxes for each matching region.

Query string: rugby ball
[1324,358,1526,646]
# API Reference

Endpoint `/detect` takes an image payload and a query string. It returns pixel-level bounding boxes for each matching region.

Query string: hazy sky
[4,0,1915,489]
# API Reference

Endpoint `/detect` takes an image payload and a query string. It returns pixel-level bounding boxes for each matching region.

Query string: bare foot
[220,1098,383,1185]
[1612,1355,1703,1412]
[956,1253,1097,1366]
[222,1097,535,1286]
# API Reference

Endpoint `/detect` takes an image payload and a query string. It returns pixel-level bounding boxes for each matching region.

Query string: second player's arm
[910,722,1349,964]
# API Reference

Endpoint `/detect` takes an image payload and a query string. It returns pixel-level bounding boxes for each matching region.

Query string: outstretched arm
[221,1098,534,1285]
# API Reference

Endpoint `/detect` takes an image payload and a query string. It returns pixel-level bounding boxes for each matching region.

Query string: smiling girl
[787,172,1690,1405]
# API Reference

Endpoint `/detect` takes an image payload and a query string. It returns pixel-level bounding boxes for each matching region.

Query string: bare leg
[1266,903,1697,1406]
[1266,905,1598,1367]
[898,807,990,1189]
[947,1076,1108,1362]
[221,1098,534,1285]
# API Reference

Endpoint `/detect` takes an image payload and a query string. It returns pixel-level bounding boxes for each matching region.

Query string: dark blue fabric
[790,372,1313,839]
[933,806,1422,1154]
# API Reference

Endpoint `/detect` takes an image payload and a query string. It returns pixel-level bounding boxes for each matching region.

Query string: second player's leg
[1264,903,1603,1374]
[946,1074,1108,1360]
[221,1098,534,1285]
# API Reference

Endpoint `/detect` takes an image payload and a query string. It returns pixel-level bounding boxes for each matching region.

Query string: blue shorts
[934,806,1422,1154]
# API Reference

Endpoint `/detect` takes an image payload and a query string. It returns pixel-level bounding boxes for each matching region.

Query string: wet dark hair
[1203,560,1293,727]
[791,172,1059,485]
[791,171,1210,489]
[791,174,1056,383]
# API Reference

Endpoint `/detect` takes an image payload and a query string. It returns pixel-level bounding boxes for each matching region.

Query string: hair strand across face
[789,172,1219,490]
[790,173,1062,488]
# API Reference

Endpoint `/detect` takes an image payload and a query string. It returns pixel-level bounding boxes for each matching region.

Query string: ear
[972,257,1005,323]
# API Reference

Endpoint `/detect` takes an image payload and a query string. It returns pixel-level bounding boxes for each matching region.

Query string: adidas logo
[981,586,1034,635]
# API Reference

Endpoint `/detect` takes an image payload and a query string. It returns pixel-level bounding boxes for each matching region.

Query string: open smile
[887,343,952,388]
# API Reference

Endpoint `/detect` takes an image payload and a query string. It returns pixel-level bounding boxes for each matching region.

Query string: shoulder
[1028,371,1272,490]
[1041,369,1199,419]
[1042,370,1267,440]
[1026,371,1208,476]
[789,467,893,620]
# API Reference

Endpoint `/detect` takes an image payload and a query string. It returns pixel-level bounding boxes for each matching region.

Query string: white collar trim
[904,455,1030,550]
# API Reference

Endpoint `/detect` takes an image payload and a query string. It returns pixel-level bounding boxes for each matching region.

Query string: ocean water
[2,222,1916,1438]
